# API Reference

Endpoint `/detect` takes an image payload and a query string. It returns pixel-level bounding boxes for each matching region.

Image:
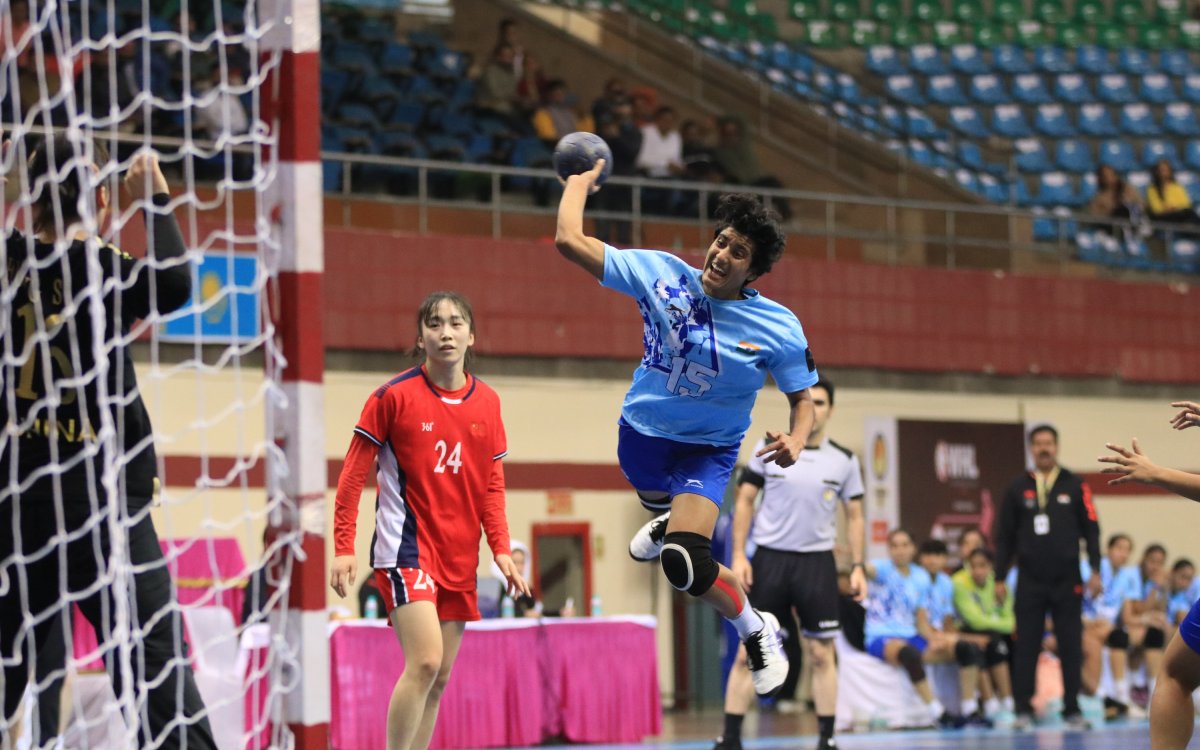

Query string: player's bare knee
[807,638,835,670]
[660,531,718,596]
[405,654,442,687]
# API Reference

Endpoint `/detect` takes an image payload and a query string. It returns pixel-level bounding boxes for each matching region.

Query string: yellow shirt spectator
[1146,182,1193,216]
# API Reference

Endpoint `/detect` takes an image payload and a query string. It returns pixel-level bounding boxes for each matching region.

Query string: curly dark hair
[712,193,786,281]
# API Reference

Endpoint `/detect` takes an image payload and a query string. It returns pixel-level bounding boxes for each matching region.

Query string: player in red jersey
[329,291,530,750]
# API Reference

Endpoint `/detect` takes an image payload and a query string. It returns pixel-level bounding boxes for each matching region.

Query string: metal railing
[322,150,1200,276]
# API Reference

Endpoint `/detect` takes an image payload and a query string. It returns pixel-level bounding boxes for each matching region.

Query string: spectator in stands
[864,529,960,728]
[630,86,659,127]
[1081,533,1143,720]
[994,424,1100,731]
[1146,159,1200,228]
[516,52,548,110]
[917,540,992,727]
[681,118,718,179]
[594,94,641,245]
[533,79,593,145]
[1128,543,1170,709]
[166,11,215,103]
[956,526,987,570]
[953,548,1016,723]
[592,78,627,126]
[1168,558,1197,629]
[475,43,527,133]
[712,116,792,221]
[1088,164,1145,236]
[637,105,684,215]
[495,17,525,76]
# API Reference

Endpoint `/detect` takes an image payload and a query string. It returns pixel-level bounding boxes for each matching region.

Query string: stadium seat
[1075,0,1105,23]
[1016,138,1053,172]
[1013,74,1053,104]
[1056,139,1095,173]
[993,44,1034,74]
[957,140,987,169]
[1114,0,1145,25]
[954,0,984,22]
[1034,172,1079,207]
[931,21,965,46]
[805,20,844,47]
[321,69,353,111]
[849,19,883,46]
[1096,24,1132,49]
[1080,170,1099,201]
[1100,139,1138,172]
[1120,103,1162,136]
[1015,20,1049,47]
[1035,104,1077,137]
[1054,22,1087,48]
[892,21,924,45]
[331,45,378,76]
[380,42,415,78]
[1165,103,1200,137]
[880,104,906,133]
[830,0,861,22]
[1034,46,1072,73]
[886,75,925,104]
[1176,170,1200,201]
[440,110,476,137]
[790,0,821,20]
[1169,237,1200,273]
[927,74,969,105]
[337,103,382,131]
[1032,207,1070,241]
[979,173,1009,203]
[909,44,949,74]
[1180,21,1200,51]
[906,139,937,168]
[906,107,940,138]
[1161,49,1191,78]
[954,168,981,193]
[950,106,991,138]
[1034,0,1065,25]
[1079,104,1120,136]
[1054,74,1093,104]
[1127,169,1152,194]
[949,44,988,74]
[1143,139,1181,167]
[1141,74,1177,105]
[993,0,1022,23]
[872,0,903,22]
[1013,178,1034,206]
[912,0,944,22]
[1182,75,1200,104]
[1097,74,1136,104]
[385,101,426,133]
[1075,44,1114,75]
[970,74,1009,104]
[1118,48,1152,76]
[866,45,904,75]
[1157,0,1186,24]
[993,104,1033,138]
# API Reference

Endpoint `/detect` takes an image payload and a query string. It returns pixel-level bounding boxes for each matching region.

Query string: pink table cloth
[329,616,661,750]
[72,537,248,667]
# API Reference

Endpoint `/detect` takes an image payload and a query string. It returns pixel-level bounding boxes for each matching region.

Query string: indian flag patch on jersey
[736,341,761,355]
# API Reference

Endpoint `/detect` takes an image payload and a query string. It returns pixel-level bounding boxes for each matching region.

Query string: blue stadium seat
[1035,46,1072,74]
[1097,74,1136,104]
[1079,104,1120,136]
[1013,178,1033,207]
[970,74,1009,104]
[1056,139,1095,173]
[957,140,986,169]
[1032,209,1064,241]
[1176,171,1200,203]
[405,75,447,106]
[1141,74,1176,105]
[907,139,937,168]
[909,44,949,75]
[837,74,862,103]
[337,103,382,131]
[866,45,904,75]
[928,75,970,105]
[993,104,1033,138]
[1169,237,1200,273]
[1080,171,1099,202]
[1127,169,1152,194]
[1100,139,1138,172]
[1016,138,1053,172]
[1076,45,1114,75]
[1034,173,1079,207]
[331,45,378,76]
[1143,139,1181,167]
[1120,103,1162,136]
[440,110,476,137]
[886,75,925,105]
[424,134,467,160]
[1161,50,1191,78]
[464,133,493,162]
[1183,75,1200,104]
[906,108,940,138]
[880,105,906,134]
[386,101,426,133]
[955,169,981,193]
[380,42,415,78]
[447,79,476,110]
[1165,103,1200,137]
[979,174,1010,204]
[949,44,989,75]
[323,161,342,192]
[1118,48,1152,76]
[993,44,1033,74]
[1035,104,1076,137]
[1013,74,1053,104]
[321,69,353,111]
[427,50,468,80]
[950,107,991,138]
[1054,74,1093,104]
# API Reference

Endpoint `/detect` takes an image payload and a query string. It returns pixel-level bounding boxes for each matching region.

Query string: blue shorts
[867,635,928,661]
[616,418,739,508]
[1180,598,1200,657]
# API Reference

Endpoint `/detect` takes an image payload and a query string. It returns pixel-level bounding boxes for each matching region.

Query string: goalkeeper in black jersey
[0,134,217,749]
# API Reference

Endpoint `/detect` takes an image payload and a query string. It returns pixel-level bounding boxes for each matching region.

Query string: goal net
[0,1,320,749]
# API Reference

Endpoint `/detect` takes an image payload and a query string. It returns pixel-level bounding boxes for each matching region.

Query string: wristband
[851,562,865,570]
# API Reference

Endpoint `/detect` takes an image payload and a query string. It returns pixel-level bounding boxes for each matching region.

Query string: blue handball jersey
[925,571,956,631]
[866,559,931,642]
[601,246,819,446]
[1081,558,1141,622]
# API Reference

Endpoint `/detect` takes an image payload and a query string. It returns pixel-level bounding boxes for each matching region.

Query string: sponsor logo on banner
[934,440,980,483]
[872,434,887,480]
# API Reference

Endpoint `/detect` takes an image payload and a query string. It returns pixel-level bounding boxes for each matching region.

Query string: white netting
[0,2,304,749]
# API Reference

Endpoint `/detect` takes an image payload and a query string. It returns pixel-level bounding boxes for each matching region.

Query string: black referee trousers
[0,500,217,749]
[1012,569,1084,718]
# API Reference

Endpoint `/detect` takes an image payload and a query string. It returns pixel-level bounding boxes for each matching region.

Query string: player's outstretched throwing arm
[1100,437,1200,503]
[554,158,607,280]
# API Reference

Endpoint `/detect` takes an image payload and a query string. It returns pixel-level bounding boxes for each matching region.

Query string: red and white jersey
[334,366,511,591]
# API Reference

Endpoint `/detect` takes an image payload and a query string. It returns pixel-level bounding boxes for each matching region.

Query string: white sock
[1115,676,1131,704]
[984,697,1001,716]
[1002,696,1015,712]
[962,698,979,716]
[730,606,766,640]
[928,698,945,721]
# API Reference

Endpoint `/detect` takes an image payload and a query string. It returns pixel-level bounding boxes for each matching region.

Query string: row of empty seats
[868,43,1197,76]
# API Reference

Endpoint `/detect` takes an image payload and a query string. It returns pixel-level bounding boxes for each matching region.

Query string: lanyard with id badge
[1033,468,1060,536]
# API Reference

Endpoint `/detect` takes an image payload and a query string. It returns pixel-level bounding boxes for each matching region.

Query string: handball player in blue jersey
[1100,399,1200,749]
[555,159,818,696]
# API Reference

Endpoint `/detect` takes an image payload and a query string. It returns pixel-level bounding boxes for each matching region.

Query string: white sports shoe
[628,512,670,561]
[744,609,788,697]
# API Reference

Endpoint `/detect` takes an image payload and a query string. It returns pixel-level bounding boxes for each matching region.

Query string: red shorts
[374,567,480,622]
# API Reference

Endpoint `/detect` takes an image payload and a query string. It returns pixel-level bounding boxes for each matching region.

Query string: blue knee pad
[660,531,719,596]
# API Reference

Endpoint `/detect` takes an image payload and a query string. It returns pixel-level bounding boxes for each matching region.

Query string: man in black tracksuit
[994,424,1102,730]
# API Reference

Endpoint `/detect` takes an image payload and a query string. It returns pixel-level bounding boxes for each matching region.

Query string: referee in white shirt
[714,379,867,750]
